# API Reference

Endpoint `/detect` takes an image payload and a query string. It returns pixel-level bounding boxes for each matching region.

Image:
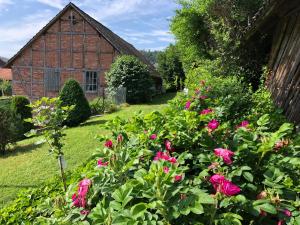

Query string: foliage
[59,79,91,127]
[0,107,18,154]
[106,55,153,104]
[171,0,265,86]
[10,96,33,137]
[0,79,12,96]
[26,97,73,190]
[157,44,185,91]
[90,97,119,115]
[140,50,162,65]
[5,72,298,224]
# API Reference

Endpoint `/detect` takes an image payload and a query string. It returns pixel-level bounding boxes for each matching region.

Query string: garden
[1,0,300,224]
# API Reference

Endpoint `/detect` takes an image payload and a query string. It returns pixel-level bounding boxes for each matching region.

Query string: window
[85,71,98,92]
[45,68,60,91]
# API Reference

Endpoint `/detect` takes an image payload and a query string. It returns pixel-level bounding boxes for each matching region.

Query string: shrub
[10,96,33,136]
[0,107,18,154]
[106,55,153,103]
[89,97,119,115]
[59,79,91,126]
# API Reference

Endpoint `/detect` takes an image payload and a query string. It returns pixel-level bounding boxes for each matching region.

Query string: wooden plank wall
[267,11,300,125]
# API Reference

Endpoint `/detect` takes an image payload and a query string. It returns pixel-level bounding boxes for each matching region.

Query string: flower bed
[1,75,300,225]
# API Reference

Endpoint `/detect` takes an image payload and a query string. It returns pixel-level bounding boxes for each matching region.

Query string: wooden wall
[11,8,118,100]
[267,10,300,125]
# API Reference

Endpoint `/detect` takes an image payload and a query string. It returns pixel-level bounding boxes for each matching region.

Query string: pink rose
[168,157,177,164]
[98,158,109,167]
[200,95,208,100]
[163,166,169,174]
[150,134,157,140]
[185,101,191,110]
[278,220,284,225]
[165,140,175,152]
[209,174,240,196]
[209,174,225,190]
[221,180,241,196]
[214,148,235,165]
[72,178,92,209]
[284,209,292,217]
[174,175,183,182]
[207,119,219,131]
[104,140,113,149]
[200,108,213,115]
[237,120,249,129]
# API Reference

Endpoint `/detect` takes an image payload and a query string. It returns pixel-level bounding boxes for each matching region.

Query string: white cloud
[0,0,13,11]
[36,0,64,9]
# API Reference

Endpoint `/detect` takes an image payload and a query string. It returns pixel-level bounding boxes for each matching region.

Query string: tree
[0,107,19,154]
[0,79,11,96]
[171,0,264,75]
[157,44,185,91]
[106,55,153,104]
[140,50,162,66]
[59,79,91,127]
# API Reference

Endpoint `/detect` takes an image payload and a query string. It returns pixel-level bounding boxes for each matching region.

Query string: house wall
[267,11,300,125]
[11,8,118,100]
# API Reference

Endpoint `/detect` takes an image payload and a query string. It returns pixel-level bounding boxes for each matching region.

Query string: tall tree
[157,44,185,91]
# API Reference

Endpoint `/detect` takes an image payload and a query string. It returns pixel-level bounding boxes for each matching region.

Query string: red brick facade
[6,4,158,100]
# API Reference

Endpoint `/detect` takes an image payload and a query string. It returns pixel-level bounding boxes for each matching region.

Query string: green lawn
[0,93,176,207]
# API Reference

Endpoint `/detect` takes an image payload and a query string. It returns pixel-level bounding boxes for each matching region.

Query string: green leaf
[130,203,148,219]
[257,203,277,214]
[243,172,253,182]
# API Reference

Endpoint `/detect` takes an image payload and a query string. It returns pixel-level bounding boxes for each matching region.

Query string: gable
[5,2,157,76]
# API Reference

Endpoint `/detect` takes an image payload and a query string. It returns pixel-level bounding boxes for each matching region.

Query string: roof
[5,3,160,78]
[245,0,299,39]
[0,57,7,67]
[0,69,12,80]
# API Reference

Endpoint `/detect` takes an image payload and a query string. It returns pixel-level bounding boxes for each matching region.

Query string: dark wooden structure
[246,0,300,125]
[5,3,161,100]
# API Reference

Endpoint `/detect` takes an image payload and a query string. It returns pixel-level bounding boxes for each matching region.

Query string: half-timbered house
[5,3,161,100]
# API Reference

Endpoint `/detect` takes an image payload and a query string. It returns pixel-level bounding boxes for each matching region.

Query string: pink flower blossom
[209,174,225,190]
[284,209,292,217]
[237,120,249,129]
[207,119,219,131]
[200,95,208,100]
[97,158,109,167]
[221,180,241,196]
[117,134,123,143]
[200,108,213,115]
[72,178,92,209]
[174,175,183,182]
[214,148,235,165]
[168,157,177,164]
[278,220,284,225]
[104,140,113,149]
[163,166,170,174]
[165,140,175,152]
[257,191,267,199]
[154,151,177,164]
[150,134,157,140]
[185,101,191,110]
[209,174,240,196]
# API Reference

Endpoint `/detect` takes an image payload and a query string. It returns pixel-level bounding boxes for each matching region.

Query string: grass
[0,93,176,207]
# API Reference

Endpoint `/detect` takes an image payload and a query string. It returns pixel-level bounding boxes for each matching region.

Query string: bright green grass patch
[0,93,176,207]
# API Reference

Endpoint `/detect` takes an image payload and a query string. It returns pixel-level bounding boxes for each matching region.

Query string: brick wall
[11,8,117,100]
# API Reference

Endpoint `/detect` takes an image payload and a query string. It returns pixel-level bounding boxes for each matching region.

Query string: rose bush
[1,75,300,225]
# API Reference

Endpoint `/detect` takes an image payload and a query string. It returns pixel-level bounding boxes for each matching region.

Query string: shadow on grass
[0,142,44,158]
[0,184,39,188]
[80,119,108,127]
[147,92,177,105]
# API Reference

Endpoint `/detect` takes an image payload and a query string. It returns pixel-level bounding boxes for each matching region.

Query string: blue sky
[0,0,179,58]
